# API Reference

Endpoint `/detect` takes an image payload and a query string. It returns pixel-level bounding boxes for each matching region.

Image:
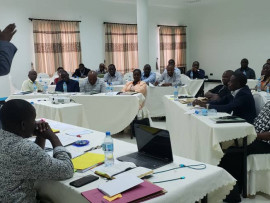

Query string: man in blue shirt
[55,71,80,92]
[141,64,156,85]
[0,23,17,76]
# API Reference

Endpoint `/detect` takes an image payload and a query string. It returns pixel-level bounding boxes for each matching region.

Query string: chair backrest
[155,72,161,80]
[123,72,133,82]
[37,73,50,79]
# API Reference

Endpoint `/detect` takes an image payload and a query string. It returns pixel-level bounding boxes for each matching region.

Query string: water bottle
[110,83,113,92]
[190,71,194,79]
[173,85,178,101]
[267,84,270,95]
[102,131,114,167]
[257,78,261,92]
[106,83,111,94]
[63,82,67,93]
[43,82,48,94]
[33,82,37,94]
[39,76,43,85]
[76,76,79,82]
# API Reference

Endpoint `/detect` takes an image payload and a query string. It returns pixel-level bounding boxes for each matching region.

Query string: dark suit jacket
[72,68,90,78]
[55,79,80,92]
[0,41,17,76]
[209,85,256,124]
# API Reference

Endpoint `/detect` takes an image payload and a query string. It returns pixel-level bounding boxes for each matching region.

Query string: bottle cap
[106,131,110,136]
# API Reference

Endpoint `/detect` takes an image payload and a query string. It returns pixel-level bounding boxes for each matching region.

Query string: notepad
[72,152,104,171]
[98,174,143,197]
[94,162,153,179]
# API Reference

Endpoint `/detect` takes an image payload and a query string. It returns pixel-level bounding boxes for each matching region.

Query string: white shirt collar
[231,88,242,97]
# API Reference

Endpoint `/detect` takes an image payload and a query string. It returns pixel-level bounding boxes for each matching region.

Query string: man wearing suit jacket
[193,72,256,124]
[72,63,90,78]
[0,23,17,76]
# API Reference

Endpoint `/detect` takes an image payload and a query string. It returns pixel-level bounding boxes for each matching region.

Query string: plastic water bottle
[63,82,67,93]
[43,82,48,94]
[33,82,37,94]
[39,76,43,85]
[106,83,111,94]
[173,85,178,101]
[190,71,194,79]
[76,76,79,83]
[110,83,113,92]
[267,84,270,95]
[103,131,114,167]
[257,79,261,92]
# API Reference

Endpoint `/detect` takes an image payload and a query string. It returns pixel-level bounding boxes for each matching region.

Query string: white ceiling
[101,0,223,8]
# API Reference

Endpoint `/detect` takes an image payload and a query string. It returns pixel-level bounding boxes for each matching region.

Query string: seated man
[121,69,147,97]
[0,23,17,76]
[72,63,90,78]
[21,70,43,92]
[258,63,270,91]
[193,72,256,124]
[235,58,256,79]
[80,71,106,94]
[163,59,181,76]
[53,66,64,84]
[141,64,156,85]
[205,70,234,101]
[0,99,73,202]
[104,64,123,85]
[55,70,80,92]
[154,64,182,86]
[186,61,205,79]
[96,63,107,75]
[219,101,270,202]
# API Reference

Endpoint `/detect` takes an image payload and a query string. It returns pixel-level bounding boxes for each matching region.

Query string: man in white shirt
[80,71,106,94]
[21,70,42,92]
[154,64,182,86]
[104,64,123,85]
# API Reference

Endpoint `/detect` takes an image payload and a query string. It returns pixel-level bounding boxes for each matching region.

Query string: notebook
[81,180,166,203]
[210,116,246,123]
[117,124,173,169]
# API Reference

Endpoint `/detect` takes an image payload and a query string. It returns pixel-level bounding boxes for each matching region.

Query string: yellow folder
[72,152,105,170]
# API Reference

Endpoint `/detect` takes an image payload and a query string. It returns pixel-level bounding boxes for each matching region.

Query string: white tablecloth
[163,96,257,165]
[253,91,270,115]
[181,74,204,96]
[247,79,258,89]
[26,98,88,127]
[35,120,236,203]
[7,93,144,135]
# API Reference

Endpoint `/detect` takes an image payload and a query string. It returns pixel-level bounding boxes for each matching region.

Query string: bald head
[88,71,98,85]
[28,70,37,82]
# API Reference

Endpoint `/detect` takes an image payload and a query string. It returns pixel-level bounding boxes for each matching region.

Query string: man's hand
[0,24,17,42]
[192,67,197,72]
[192,99,207,108]
[34,121,55,140]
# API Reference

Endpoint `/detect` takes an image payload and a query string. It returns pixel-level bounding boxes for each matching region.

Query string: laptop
[117,124,173,169]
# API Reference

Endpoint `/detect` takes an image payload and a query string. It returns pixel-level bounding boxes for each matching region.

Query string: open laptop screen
[134,124,173,161]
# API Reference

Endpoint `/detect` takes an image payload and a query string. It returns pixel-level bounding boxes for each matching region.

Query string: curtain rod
[104,22,137,26]
[157,24,187,27]
[29,18,81,22]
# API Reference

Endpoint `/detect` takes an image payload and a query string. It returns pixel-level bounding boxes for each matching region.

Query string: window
[32,20,82,75]
[104,23,138,74]
[159,26,186,73]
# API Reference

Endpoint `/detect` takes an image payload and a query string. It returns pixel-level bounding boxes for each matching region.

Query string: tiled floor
[113,132,270,203]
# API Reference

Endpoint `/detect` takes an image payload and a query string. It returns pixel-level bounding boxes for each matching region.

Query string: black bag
[130,117,150,139]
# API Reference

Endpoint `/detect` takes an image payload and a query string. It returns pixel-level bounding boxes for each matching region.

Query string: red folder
[81,180,166,203]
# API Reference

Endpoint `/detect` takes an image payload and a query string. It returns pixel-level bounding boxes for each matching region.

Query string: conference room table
[7,92,144,134]
[35,119,236,203]
[26,98,88,127]
[163,96,257,166]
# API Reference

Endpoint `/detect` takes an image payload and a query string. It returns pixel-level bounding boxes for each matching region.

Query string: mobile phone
[69,175,99,187]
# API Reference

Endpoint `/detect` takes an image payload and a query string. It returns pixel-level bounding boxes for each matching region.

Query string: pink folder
[81,180,165,203]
